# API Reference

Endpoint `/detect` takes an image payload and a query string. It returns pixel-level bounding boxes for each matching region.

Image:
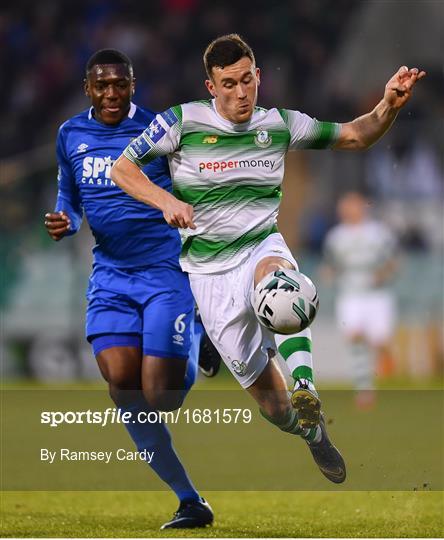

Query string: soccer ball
[253,269,319,334]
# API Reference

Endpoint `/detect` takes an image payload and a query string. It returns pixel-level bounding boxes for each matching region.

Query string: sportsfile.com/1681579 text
[40,408,253,427]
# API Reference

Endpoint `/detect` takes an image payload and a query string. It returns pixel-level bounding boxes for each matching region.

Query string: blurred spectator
[366,125,443,201]
[365,123,443,251]
[1,0,441,383]
[0,0,357,160]
[1,0,442,301]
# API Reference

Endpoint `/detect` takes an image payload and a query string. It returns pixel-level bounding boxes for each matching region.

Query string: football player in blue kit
[44,49,214,529]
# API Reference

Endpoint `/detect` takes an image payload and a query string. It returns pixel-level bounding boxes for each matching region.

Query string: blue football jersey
[55,102,181,268]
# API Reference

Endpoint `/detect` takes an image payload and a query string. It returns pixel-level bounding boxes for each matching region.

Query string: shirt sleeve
[279,109,340,150]
[123,105,182,167]
[54,127,83,235]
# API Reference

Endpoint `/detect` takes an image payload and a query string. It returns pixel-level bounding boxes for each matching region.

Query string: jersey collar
[128,102,136,118]
[211,99,252,132]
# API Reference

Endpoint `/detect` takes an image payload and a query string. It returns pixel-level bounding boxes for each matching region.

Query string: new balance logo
[202,135,218,144]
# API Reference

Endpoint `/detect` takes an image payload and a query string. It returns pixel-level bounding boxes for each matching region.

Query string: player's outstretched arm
[334,66,426,150]
[111,155,196,229]
[44,211,71,241]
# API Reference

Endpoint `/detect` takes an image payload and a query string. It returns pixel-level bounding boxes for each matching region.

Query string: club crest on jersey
[254,129,272,148]
[231,360,247,376]
[202,135,218,144]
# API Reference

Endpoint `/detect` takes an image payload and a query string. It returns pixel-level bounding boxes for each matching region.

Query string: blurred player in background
[111,34,425,485]
[44,49,214,529]
[322,192,399,408]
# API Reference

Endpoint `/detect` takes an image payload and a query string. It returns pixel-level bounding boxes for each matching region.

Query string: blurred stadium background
[1,0,443,384]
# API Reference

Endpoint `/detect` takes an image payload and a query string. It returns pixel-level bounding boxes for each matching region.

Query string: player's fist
[44,211,71,241]
[163,198,196,230]
[383,66,426,110]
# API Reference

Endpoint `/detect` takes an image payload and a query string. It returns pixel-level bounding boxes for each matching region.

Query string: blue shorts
[86,264,194,359]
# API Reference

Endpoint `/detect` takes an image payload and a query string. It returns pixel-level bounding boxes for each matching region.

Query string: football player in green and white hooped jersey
[111,34,425,484]
[322,192,399,409]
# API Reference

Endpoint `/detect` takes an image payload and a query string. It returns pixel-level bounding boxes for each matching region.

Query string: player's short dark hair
[204,34,255,79]
[86,49,133,77]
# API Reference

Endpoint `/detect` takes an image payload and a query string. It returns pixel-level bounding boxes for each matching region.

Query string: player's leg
[92,337,211,524]
[254,255,320,428]
[95,341,204,503]
[274,329,320,424]
[187,247,310,419]
[86,267,212,527]
[137,273,214,528]
[274,328,314,388]
[336,294,375,407]
[349,334,375,408]
[246,355,345,483]
[252,239,344,475]
[141,267,196,412]
[363,292,397,408]
[189,250,345,483]
[93,337,142,400]
[195,307,222,378]
[141,355,187,411]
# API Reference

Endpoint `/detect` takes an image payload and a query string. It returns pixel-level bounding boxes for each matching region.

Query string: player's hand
[44,211,71,241]
[383,66,426,110]
[163,199,196,229]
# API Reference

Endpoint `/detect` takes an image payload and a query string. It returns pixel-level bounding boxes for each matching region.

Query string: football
[253,269,319,334]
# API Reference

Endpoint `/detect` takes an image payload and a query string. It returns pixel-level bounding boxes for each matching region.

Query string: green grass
[1,491,443,537]
[2,376,443,536]
[3,368,443,391]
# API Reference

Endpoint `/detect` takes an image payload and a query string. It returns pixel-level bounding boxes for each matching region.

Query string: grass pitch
[2,490,443,537]
[2,376,443,537]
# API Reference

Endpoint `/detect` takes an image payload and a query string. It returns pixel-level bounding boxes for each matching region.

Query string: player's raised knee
[254,256,295,287]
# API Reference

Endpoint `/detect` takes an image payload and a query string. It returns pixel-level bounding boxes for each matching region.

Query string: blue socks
[120,397,199,502]
[92,325,203,503]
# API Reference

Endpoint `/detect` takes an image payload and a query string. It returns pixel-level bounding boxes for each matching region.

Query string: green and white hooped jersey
[324,220,397,293]
[124,99,340,274]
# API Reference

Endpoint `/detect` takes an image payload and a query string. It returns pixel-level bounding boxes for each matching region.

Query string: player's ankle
[293,377,317,396]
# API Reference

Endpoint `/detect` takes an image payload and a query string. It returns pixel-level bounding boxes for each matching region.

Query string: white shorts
[189,233,297,388]
[336,291,396,346]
